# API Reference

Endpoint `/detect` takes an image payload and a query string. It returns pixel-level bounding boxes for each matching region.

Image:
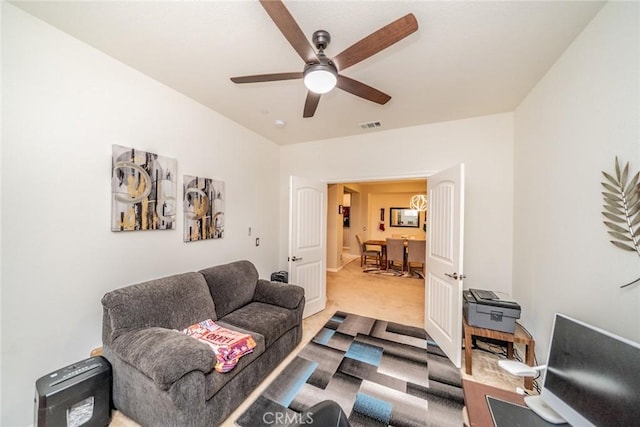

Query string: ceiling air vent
[359,121,382,130]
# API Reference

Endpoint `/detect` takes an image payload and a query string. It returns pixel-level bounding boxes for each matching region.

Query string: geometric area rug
[236,311,464,427]
[363,267,425,280]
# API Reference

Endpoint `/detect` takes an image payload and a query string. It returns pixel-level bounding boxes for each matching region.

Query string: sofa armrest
[254,279,305,309]
[109,327,216,390]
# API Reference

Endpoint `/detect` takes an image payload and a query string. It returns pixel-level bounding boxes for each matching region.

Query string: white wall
[367,190,427,241]
[1,5,280,426]
[0,3,4,418]
[513,2,640,361]
[326,184,342,271]
[279,113,515,294]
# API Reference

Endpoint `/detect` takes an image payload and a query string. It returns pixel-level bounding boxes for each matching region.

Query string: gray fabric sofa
[101,260,305,427]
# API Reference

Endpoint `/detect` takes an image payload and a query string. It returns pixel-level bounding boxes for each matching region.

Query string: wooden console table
[463,317,536,390]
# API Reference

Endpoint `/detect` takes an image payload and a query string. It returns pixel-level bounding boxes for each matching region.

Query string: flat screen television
[527,313,640,426]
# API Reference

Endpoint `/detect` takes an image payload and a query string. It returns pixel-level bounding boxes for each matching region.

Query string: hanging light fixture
[409,194,427,211]
[303,30,337,94]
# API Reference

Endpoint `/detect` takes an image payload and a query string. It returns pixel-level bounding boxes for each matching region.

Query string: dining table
[364,238,425,270]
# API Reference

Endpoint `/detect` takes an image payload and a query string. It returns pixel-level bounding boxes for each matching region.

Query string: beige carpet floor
[109,257,531,426]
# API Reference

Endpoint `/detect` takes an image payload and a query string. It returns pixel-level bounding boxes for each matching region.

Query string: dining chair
[407,239,426,275]
[355,234,381,268]
[385,238,406,271]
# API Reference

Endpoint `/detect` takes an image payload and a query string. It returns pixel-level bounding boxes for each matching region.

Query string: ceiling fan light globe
[303,67,337,94]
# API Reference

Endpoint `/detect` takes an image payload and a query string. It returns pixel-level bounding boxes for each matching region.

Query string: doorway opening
[327,178,428,273]
[291,165,464,367]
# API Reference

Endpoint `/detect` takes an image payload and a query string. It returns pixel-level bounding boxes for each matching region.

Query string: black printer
[463,289,521,333]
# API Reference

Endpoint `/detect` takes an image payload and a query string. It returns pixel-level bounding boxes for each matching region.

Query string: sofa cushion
[199,260,259,318]
[220,302,300,347]
[102,272,217,344]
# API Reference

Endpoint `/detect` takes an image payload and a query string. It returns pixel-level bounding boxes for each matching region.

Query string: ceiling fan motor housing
[303,54,337,73]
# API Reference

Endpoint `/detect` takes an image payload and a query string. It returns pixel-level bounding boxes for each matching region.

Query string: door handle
[445,272,466,280]
[291,256,303,262]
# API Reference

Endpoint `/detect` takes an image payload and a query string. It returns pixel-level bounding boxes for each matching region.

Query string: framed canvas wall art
[183,175,225,242]
[111,145,177,231]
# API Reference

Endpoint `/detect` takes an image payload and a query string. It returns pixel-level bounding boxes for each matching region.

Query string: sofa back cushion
[199,260,258,318]
[102,272,216,345]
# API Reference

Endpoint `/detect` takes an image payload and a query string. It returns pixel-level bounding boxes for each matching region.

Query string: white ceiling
[12,1,605,145]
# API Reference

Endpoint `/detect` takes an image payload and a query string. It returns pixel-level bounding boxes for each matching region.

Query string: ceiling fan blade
[303,91,321,118]
[259,0,318,64]
[230,72,303,84]
[332,13,418,71]
[336,75,391,105]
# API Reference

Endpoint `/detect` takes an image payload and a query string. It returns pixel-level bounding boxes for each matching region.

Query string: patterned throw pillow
[182,319,257,372]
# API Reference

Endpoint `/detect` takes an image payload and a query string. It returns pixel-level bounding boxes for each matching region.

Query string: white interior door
[425,164,465,367]
[289,176,326,318]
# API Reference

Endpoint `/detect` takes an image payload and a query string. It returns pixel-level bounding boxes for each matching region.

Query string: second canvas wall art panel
[183,175,225,242]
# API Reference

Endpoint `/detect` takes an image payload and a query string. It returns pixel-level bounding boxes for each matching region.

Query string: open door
[425,164,465,367]
[289,176,327,318]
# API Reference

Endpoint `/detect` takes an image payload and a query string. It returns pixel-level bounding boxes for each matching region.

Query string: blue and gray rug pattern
[236,311,464,427]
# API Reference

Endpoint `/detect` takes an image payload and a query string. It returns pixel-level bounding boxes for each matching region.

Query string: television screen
[540,314,640,426]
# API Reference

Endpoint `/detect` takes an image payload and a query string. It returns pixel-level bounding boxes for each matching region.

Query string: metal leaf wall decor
[601,157,640,288]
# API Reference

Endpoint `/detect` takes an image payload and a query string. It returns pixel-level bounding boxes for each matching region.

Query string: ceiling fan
[230,0,418,118]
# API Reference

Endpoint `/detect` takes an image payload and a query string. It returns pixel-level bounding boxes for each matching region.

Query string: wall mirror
[389,207,420,228]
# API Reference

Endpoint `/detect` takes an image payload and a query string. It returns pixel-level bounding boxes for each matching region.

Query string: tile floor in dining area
[109,255,531,426]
